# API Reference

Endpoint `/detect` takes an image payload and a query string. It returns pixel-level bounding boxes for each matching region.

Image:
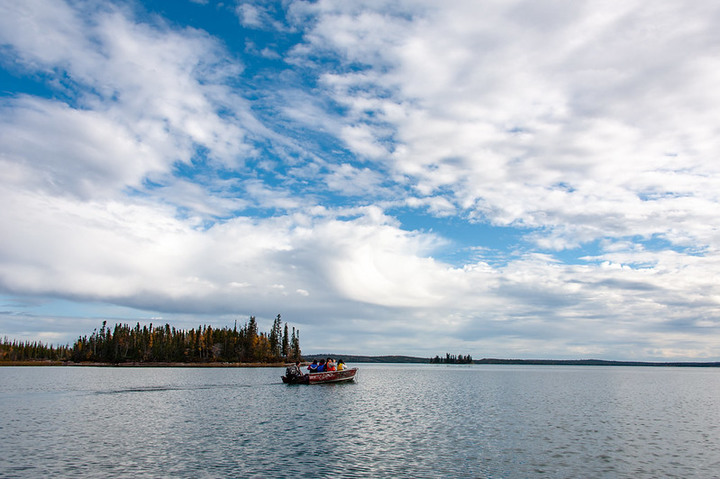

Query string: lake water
[1,364,719,478]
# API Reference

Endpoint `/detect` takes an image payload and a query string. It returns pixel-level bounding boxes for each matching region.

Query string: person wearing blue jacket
[307,360,318,373]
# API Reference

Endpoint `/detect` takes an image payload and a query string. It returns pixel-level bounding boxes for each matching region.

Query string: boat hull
[282,368,357,384]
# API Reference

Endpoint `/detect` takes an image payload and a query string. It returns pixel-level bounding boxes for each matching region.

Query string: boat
[282,367,358,384]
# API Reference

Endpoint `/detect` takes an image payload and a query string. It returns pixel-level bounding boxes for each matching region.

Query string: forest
[0,315,301,364]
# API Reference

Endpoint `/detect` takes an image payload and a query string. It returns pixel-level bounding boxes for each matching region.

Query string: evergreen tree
[269,314,282,360]
[281,323,289,359]
[290,328,301,361]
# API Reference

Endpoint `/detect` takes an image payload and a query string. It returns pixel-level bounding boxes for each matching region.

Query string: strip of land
[3,356,720,367]
[473,358,720,367]
[304,354,720,367]
[0,360,288,367]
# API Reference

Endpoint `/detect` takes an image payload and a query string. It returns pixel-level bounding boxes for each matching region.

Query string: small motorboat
[282,367,358,384]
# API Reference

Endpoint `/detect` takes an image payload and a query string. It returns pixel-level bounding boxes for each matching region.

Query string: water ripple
[2,365,720,478]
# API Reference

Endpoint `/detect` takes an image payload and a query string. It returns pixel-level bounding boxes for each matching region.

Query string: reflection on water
[2,364,720,478]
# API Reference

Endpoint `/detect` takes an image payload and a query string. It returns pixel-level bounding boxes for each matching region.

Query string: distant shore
[0,360,290,367]
[473,358,720,367]
[3,357,720,367]
[304,354,720,367]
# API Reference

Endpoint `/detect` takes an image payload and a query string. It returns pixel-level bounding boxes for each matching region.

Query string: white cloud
[0,97,169,199]
[324,163,384,195]
[236,2,289,32]
[340,124,388,159]
[2,179,720,358]
[0,0,253,204]
[0,0,94,68]
[236,4,267,29]
[297,0,720,253]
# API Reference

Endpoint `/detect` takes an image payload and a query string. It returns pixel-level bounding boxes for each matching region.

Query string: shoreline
[0,360,291,367]
[3,358,720,367]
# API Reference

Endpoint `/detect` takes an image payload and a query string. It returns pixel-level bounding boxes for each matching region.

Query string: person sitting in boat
[307,359,318,373]
[326,358,336,371]
[337,359,346,371]
[316,359,326,372]
[286,361,303,379]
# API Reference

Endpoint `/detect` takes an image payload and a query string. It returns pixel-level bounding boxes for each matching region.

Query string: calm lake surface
[1,364,719,478]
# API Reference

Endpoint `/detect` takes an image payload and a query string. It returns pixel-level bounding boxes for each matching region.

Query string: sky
[1,0,719,360]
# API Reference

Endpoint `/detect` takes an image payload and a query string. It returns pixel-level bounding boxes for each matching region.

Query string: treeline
[430,353,474,364]
[0,338,71,362]
[1,315,301,364]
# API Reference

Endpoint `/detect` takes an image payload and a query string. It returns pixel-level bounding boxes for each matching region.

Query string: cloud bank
[1,0,719,360]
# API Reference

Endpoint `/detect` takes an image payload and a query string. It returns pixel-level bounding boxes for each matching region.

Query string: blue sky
[2,0,720,360]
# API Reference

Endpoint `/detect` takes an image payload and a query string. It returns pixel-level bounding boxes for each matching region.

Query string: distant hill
[476,358,720,367]
[302,354,429,364]
[302,354,720,367]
